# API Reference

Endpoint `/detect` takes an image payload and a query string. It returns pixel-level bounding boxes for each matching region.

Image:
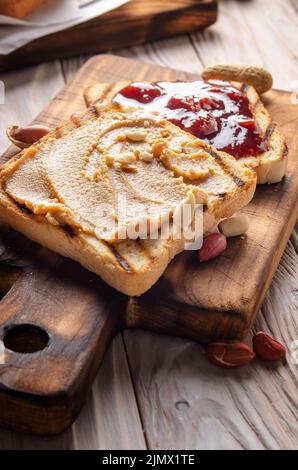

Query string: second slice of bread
[0,0,47,18]
[84,80,287,184]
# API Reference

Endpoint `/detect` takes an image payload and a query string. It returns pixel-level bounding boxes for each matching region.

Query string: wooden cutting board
[0,0,217,71]
[0,54,297,436]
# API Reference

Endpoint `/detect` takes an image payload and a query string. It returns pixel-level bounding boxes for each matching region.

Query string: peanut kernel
[139,151,154,162]
[118,152,137,164]
[126,130,147,142]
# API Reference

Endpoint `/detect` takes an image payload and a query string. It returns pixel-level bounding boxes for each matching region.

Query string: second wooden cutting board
[0,0,218,71]
[0,54,297,435]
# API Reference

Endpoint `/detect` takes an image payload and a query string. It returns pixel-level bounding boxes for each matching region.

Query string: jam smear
[119,82,162,104]
[114,80,268,158]
[167,96,196,112]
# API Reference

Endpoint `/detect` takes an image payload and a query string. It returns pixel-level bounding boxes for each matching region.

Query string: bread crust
[0,178,255,296]
[84,81,287,184]
[0,0,47,18]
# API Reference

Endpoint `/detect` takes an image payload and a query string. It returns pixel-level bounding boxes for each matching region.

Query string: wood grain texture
[71,334,146,450]
[0,229,127,435]
[0,335,146,449]
[117,34,204,75]
[0,0,217,72]
[0,0,297,449]
[0,53,297,436]
[190,0,298,90]
[123,229,298,449]
[0,61,64,155]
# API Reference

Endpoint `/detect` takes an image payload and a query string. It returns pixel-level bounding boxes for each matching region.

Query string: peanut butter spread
[0,105,246,242]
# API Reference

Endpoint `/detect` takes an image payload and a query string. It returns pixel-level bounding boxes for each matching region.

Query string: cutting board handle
[0,231,126,435]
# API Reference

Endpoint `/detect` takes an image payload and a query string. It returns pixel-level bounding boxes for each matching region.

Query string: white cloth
[0,0,129,54]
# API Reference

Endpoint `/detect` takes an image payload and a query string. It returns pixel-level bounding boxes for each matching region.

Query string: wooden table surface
[0,0,297,450]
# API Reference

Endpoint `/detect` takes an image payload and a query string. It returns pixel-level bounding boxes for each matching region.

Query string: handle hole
[3,324,49,354]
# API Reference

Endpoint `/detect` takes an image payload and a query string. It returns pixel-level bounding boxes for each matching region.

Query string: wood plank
[0,334,146,449]
[191,0,298,89]
[0,0,217,72]
[124,236,298,450]
[117,35,204,75]
[0,61,64,155]
[72,334,146,450]
[135,237,297,450]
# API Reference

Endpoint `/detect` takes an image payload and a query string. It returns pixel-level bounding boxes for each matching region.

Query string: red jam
[119,82,162,104]
[114,81,267,158]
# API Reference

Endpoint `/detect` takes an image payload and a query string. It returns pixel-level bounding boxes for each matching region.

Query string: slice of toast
[0,103,256,296]
[0,0,47,18]
[84,80,287,184]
